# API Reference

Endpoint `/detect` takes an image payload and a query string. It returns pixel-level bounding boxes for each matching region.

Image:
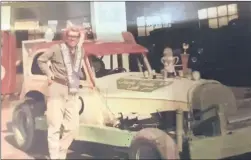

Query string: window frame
[198,3,239,29]
[136,14,172,37]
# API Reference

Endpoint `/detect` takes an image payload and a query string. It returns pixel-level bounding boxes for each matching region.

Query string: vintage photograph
[1,1,251,159]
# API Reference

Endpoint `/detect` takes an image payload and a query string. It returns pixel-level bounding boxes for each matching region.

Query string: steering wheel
[90,56,127,77]
[91,56,105,73]
[107,67,127,75]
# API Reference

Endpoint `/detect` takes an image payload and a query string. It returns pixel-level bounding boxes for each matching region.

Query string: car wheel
[129,128,180,160]
[12,99,45,152]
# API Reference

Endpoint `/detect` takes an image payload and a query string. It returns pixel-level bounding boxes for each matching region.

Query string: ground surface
[2,74,251,159]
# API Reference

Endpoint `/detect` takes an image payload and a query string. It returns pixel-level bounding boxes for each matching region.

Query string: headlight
[192,71,201,80]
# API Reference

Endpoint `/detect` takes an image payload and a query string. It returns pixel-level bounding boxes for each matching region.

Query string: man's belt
[53,77,68,86]
[53,77,77,96]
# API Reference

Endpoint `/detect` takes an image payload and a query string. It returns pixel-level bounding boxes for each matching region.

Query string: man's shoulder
[48,43,62,52]
[50,43,61,49]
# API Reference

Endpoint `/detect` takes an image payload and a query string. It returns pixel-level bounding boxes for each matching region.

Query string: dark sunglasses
[67,35,80,38]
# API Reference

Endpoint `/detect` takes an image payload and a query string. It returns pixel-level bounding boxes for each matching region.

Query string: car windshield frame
[85,52,153,80]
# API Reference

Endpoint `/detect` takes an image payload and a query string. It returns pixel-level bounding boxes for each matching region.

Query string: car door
[78,58,114,126]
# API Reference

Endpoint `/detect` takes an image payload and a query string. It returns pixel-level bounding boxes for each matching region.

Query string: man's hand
[48,75,55,85]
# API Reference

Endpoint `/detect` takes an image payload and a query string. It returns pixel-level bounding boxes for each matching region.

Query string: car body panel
[189,126,251,159]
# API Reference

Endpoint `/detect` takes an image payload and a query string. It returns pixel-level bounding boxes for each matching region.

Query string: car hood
[95,72,220,103]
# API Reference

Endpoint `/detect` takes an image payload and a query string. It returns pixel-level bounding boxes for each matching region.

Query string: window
[136,14,172,37]
[198,3,238,28]
[31,52,46,75]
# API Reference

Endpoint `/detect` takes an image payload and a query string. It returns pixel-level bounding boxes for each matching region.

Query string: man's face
[66,30,80,48]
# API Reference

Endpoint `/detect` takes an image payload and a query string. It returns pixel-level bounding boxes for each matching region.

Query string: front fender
[20,79,48,100]
[190,81,237,116]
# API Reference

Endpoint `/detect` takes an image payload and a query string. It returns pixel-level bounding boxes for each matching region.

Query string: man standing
[37,26,84,159]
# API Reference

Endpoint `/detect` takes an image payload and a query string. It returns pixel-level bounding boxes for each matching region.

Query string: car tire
[12,98,44,152]
[129,128,180,160]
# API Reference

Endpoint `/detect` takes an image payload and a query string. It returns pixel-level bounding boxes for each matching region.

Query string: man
[37,25,84,159]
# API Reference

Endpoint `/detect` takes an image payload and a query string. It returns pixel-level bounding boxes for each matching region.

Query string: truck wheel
[12,99,43,152]
[129,128,180,160]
